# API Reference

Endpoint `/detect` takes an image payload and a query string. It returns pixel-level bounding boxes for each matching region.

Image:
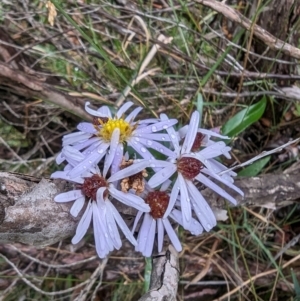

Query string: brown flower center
[120,158,147,195]
[191,132,205,152]
[92,117,109,126]
[145,191,169,219]
[177,157,203,180]
[82,174,108,201]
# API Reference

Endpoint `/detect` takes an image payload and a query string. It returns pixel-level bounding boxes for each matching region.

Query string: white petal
[104,201,122,249]
[137,137,177,158]
[181,111,199,154]
[92,202,112,258]
[163,177,180,218]
[103,128,120,177]
[170,209,203,235]
[56,152,65,165]
[147,165,177,188]
[107,201,137,246]
[72,200,93,244]
[162,218,182,252]
[143,218,156,257]
[127,140,154,161]
[116,101,134,118]
[108,160,151,182]
[198,128,229,140]
[196,173,238,205]
[132,211,144,233]
[70,196,85,217]
[69,137,100,151]
[185,180,216,231]
[62,132,93,146]
[110,143,124,175]
[109,186,150,212]
[134,119,178,135]
[178,174,191,228]
[139,133,172,142]
[201,168,243,196]
[157,219,164,252]
[68,146,108,178]
[97,105,112,118]
[85,102,109,117]
[177,125,188,139]
[54,190,83,203]
[51,171,84,184]
[62,146,85,163]
[197,142,231,160]
[136,213,152,253]
[77,122,97,134]
[160,179,172,191]
[125,107,143,122]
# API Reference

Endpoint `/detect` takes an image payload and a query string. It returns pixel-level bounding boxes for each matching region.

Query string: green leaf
[238,156,270,177]
[143,257,152,293]
[291,269,300,300]
[222,97,267,137]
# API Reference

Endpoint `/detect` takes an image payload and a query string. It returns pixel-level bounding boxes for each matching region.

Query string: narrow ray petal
[97,105,112,118]
[134,119,178,135]
[62,132,93,146]
[116,101,134,118]
[107,201,137,246]
[196,173,239,204]
[202,168,243,196]
[125,107,143,122]
[132,211,144,233]
[72,201,93,244]
[162,218,182,252]
[147,165,177,188]
[109,186,150,212]
[157,218,164,252]
[105,202,122,249]
[163,177,180,218]
[51,171,84,184]
[178,173,191,227]
[136,213,152,253]
[185,181,216,231]
[143,218,156,257]
[54,190,83,203]
[70,196,85,217]
[85,102,108,117]
[77,122,97,134]
[103,128,120,177]
[108,160,151,182]
[160,113,180,154]
[181,111,199,154]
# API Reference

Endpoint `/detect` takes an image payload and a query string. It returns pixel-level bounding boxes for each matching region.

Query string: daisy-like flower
[148,111,244,232]
[57,101,178,178]
[51,147,152,258]
[132,181,203,257]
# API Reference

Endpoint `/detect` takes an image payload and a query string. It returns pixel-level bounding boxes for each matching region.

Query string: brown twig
[0,62,92,121]
[195,0,300,60]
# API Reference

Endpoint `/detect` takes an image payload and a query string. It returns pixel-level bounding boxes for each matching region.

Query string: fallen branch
[138,245,179,301]
[196,0,300,60]
[1,166,300,246]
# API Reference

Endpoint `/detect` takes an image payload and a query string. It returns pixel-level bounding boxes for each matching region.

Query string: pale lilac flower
[148,111,243,232]
[52,148,152,258]
[132,181,203,257]
[57,101,177,178]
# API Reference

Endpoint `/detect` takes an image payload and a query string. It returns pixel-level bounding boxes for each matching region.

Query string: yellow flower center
[98,118,134,143]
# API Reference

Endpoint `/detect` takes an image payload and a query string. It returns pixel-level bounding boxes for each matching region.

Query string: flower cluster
[52,101,243,258]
